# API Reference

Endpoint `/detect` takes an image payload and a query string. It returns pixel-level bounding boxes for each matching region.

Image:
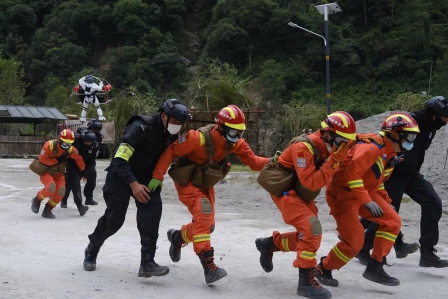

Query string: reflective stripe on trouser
[270,191,321,269]
[37,173,66,206]
[175,181,215,254]
[323,191,401,270]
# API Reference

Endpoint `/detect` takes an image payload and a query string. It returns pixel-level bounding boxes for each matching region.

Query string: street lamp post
[288,3,341,114]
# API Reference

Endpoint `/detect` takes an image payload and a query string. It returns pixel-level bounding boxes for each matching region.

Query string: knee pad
[210,225,215,233]
[48,182,57,193]
[58,186,66,196]
[309,216,322,236]
[200,198,212,215]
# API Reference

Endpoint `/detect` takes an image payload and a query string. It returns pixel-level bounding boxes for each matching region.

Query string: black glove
[364,201,384,218]
[79,169,87,178]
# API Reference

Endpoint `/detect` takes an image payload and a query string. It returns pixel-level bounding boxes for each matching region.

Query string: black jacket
[106,114,179,187]
[392,110,441,175]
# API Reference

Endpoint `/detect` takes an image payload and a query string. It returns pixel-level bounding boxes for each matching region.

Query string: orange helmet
[321,111,357,140]
[216,105,246,130]
[381,112,420,133]
[59,129,75,144]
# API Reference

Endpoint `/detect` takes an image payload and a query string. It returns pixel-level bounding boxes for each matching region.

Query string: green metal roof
[0,105,67,124]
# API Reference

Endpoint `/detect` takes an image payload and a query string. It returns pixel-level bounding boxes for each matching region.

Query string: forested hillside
[1,0,447,138]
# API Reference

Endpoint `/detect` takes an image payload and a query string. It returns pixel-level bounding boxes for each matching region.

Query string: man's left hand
[148,178,163,192]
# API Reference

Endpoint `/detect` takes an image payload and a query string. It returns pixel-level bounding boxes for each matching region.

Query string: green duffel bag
[29,158,49,176]
[168,156,198,186]
[190,162,224,189]
[257,161,294,197]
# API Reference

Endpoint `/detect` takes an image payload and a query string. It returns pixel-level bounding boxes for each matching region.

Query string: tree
[0,57,28,105]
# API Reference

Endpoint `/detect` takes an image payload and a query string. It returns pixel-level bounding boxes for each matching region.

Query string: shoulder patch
[297,157,306,168]
[178,133,187,144]
[40,149,45,155]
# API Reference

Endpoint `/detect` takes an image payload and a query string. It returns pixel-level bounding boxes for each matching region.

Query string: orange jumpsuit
[270,131,338,269]
[152,126,269,254]
[36,141,85,208]
[322,139,401,271]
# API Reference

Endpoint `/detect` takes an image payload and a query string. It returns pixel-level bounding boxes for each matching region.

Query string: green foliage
[0,57,27,104]
[184,59,251,110]
[391,92,430,112]
[1,0,448,138]
[106,87,160,136]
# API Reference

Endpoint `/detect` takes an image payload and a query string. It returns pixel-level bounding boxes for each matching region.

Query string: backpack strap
[289,133,320,166]
[198,124,216,165]
[50,140,70,158]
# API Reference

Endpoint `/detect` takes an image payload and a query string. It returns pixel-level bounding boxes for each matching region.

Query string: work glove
[148,178,162,192]
[329,142,350,163]
[79,169,87,178]
[364,201,384,218]
[356,133,384,145]
[271,151,282,162]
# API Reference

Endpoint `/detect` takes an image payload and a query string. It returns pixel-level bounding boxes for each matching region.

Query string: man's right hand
[130,181,150,203]
[364,201,384,218]
[329,142,350,163]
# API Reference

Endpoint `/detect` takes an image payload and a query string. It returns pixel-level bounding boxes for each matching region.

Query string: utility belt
[168,156,231,189]
[257,161,320,201]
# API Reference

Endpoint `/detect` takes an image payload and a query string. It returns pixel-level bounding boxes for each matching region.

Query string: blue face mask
[401,141,414,151]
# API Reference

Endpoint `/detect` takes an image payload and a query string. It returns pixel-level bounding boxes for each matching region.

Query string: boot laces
[316,263,334,279]
[308,268,322,289]
[204,256,219,271]
[177,242,188,252]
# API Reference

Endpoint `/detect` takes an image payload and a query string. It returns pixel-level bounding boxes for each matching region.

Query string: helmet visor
[60,141,72,149]
[401,132,417,143]
[226,128,245,139]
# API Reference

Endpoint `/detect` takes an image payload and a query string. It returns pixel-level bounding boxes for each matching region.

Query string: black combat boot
[355,249,371,266]
[255,236,279,273]
[394,232,419,258]
[362,257,400,286]
[77,205,89,216]
[419,247,448,268]
[138,247,169,277]
[315,257,339,287]
[83,242,100,271]
[85,198,98,205]
[297,268,332,299]
[167,229,185,262]
[60,200,67,208]
[31,197,41,214]
[41,204,56,219]
[198,248,227,284]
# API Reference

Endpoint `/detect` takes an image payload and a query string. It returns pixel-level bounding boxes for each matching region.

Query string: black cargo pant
[83,163,97,200]
[88,172,162,252]
[61,165,83,207]
[362,172,442,251]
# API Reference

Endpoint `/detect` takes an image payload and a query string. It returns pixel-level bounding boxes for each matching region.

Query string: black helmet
[86,75,94,84]
[83,131,97,142]
[160,99,189,123]
[88,119,102,132]
[424,96,448,117]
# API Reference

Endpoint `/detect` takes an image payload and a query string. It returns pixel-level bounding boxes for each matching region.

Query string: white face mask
[326,145,333,153]
[167,123,182,135]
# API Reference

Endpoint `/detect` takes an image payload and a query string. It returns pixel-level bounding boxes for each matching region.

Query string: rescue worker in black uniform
[60,130,99,215]
[357,96,448,268]
[83,99,190,278]
[82,119,103,205]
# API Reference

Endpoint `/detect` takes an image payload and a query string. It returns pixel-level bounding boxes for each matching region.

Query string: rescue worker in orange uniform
[315,112,420,288]
[255,111,357,299]
[148,105,270,284]
[31,129,86,219]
